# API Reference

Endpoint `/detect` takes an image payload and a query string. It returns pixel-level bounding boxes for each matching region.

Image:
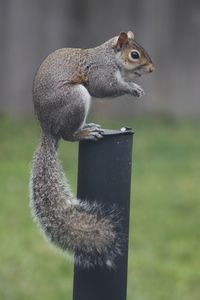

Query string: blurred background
[0,0,200,299]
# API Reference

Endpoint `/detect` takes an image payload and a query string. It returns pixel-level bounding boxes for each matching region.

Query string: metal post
[73,128,134,300]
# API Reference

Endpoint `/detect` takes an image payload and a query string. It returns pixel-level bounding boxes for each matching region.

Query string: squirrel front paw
[130,83,145,97]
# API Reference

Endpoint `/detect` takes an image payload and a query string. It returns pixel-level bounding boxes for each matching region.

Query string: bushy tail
[30,134,123,268]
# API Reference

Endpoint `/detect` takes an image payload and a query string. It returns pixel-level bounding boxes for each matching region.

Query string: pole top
[102,127,134,136]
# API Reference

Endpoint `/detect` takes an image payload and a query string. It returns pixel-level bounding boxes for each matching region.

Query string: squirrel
[30,31,154,268]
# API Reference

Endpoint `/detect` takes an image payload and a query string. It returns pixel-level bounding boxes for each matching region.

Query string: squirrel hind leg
[58,84,92,141]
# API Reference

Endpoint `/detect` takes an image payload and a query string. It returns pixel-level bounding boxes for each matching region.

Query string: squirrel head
[113,31,155,77]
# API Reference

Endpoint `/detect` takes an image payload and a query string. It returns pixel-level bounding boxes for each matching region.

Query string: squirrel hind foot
[74,124,104,141]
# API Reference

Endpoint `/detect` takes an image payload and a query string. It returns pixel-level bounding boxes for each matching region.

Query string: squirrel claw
[83,123,102,130]
[133,88,145,97]
[77,124,104,141]
[87,131,104,141]
[85,126,104,141]
[130,83,145,97]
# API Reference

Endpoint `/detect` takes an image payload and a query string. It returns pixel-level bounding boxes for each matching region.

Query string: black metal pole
[73,128,134,300]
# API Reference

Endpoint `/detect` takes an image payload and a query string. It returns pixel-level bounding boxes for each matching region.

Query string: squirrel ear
[115,32,129,51]
[127,31,135,40]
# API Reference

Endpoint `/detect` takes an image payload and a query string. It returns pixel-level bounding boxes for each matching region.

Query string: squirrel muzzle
[146,63,155,73]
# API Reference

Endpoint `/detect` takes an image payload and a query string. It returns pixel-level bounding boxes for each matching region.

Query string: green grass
[0,116,200,300]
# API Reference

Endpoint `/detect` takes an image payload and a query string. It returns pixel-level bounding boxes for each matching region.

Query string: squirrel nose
[147,64,155,73]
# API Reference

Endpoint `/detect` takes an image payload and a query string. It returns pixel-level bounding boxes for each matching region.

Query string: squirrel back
[30,31,154,268]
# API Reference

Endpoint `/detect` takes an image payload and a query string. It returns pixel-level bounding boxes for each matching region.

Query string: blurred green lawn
[0,116,200,300]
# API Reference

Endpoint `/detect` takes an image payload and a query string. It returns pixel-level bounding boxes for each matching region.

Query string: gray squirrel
[30,31,154,268]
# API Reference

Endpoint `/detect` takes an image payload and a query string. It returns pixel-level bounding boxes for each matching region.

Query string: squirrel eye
[130,50,140,61]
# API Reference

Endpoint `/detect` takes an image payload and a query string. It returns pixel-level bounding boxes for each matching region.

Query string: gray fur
[30,134,122,267]
[30,32,154,267]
